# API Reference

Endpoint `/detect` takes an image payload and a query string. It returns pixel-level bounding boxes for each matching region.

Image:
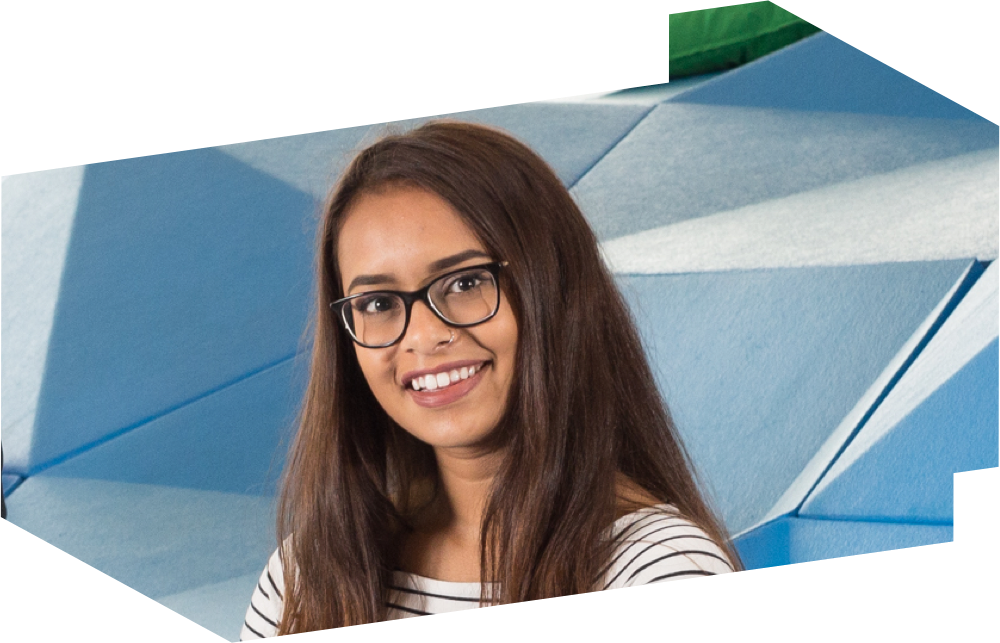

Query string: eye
[353,294,400,315]
[444,270,489,295]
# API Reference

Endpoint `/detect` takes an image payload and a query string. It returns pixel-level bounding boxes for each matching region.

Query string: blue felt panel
[2,474,22,497]
[4,476,276,599]
[735,516,953,570]
[217,125,372,201]
[25,149,316,474]
[431,102,653,187]
[572,102,998,240]
[157,571,260,640]
[221,102,652,199]
[672,32,987,121]
[599,148,999,275]
[801,339,999,523]
[617,260,971,535]
[40,357,306,495]
[1,166,86,474]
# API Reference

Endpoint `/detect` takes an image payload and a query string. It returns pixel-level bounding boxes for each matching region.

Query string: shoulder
[602,505,735,589]
[240,548,285,640]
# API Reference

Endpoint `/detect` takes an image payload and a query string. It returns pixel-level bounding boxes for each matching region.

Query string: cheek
[353,347,396,395]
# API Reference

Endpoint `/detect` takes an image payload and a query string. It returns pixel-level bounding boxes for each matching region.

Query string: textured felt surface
[3,476,276,599]
[800,340,998,523]
[572,102,998,240]
[157,571,260,641]
[617,260,972,534]
[1,166,87,474]
[221,102,652,198]
[800,264,999,522]
[601,148,999,274]
[39,358,305,495]
[1,474,22,497]
[22,149,316,474]
[735,515,954,570]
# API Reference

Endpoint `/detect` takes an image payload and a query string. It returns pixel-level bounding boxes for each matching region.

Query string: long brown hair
[277,120,740,634]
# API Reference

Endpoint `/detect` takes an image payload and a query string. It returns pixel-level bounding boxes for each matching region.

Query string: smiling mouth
[402,360,490,408]
[407,362,484,391]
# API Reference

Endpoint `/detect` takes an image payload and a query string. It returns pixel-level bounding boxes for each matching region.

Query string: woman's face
[336,185,518,453]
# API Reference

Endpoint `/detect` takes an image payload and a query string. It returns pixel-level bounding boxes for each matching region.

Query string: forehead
[337,186,485,285]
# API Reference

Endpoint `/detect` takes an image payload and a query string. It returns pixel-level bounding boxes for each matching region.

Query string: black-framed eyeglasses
[331,261,508,348]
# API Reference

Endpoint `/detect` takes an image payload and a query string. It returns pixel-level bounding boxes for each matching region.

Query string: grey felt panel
[735,515,953,570]
[572,103,998,240]
[4,476,276,599]
[40,357,306,495]
[672,32,986,121]
[25,150,316,473]
[617,260,971,535]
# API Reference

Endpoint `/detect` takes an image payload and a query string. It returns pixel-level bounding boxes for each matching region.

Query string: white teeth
[411,364,484,392]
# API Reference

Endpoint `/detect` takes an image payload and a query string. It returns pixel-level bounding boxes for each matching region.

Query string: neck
[430,446,503,535]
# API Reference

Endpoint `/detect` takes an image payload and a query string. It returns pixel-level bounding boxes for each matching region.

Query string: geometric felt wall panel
[734,515,954,570]
[617,259,972,534]
[24,150,317,475]
[220,102,654,199]
[600,148,999,274]
[572,103,998,240]
[3,476,276,599]
[1,474,20,497]
[796,259,997,525]
[800,340,999,523]
[37,358,306,495]
[157,572,262,641]
[1,166,87,473]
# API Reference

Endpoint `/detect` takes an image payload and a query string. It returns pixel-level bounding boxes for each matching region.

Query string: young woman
[240,121,740,639]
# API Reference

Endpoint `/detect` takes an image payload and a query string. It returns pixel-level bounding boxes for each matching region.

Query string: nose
[401,299,454,353]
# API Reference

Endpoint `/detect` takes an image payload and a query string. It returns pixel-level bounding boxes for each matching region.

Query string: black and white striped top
[240,505,734,639]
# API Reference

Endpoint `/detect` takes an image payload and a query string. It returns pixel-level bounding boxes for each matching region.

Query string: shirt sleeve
[603,510,735,589]
[240,548,285,640]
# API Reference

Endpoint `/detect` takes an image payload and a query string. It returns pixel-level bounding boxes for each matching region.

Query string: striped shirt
[240,505,734,639]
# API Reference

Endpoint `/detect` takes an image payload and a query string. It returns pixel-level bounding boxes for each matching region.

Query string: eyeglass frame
[330,261,509,348]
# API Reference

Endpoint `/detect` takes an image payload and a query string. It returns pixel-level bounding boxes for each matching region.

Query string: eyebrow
[346,249,492,293]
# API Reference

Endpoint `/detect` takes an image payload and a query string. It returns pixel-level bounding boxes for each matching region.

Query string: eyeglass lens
[343,266,499,347]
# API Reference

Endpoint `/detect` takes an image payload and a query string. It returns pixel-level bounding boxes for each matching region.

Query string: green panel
[670,1,820,78]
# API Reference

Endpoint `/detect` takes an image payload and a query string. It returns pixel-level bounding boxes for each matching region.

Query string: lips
[402,360,490,408]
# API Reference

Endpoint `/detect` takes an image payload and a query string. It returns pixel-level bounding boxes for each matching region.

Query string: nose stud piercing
[446,330,456,345]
